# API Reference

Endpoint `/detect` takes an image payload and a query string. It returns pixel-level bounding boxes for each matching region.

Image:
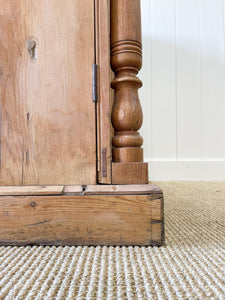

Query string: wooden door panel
[0,0,96,185]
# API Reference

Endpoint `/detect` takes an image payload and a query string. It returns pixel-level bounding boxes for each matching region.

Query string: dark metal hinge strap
[101,148,107,177]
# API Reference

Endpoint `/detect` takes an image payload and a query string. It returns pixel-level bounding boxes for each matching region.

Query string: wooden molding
[63,183,159,195]
[95,0,112,183]
[112,162,149,184]
[0,186,64,196]
[110,0,144,163]
[110,0,148,184]
[0,184,164,246]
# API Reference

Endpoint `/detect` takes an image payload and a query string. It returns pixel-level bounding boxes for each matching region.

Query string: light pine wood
[110,0,145,163]
[95,0,112,183]
[85,183,159,194]
[112,162,148,184]
[0,184,164,246]
[0,186,64,196]
[0,0,96,185]
[0,184,160,196]
[0,1,164,246]
[151,196,164,243]
[63,183,160,195]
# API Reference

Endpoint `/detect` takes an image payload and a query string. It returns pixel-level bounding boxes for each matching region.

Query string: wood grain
[95,0,112,183]
[0,184,164,246]
[151,196,164,245]
[112,162,149,184]
[0,184,160,196]
[64,183,161,195]
[112,148,143,163]
[0,0,96,185]
[0,186,64,196]
[110,0,145,163]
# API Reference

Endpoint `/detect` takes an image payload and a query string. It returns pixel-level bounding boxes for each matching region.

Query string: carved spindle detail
[110,0,144,163]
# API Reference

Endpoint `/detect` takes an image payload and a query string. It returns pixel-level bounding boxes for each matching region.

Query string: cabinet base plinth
[112,162,149,184]
[0,184,164,246]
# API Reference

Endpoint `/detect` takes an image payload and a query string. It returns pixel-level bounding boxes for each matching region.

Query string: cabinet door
[0,0,96,185]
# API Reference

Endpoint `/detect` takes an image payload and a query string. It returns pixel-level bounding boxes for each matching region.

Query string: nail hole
[27,39,37,59]
[30,201,36,208]
[26,150,29,161]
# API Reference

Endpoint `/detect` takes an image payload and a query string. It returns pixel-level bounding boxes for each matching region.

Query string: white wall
[140,0,225,180]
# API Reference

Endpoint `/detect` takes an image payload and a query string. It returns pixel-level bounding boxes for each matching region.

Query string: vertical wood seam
[96,0,112,183]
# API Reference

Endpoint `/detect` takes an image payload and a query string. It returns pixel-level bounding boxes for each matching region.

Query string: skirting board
[148,161,225,181]
[0,184,164,246]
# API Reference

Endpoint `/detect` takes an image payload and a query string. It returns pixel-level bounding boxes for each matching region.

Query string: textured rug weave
[0,182,224,299]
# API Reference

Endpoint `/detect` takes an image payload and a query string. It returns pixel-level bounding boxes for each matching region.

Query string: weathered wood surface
[95,0,112,183]
[112,162,149,184]
[0,184,159,196]
[0,0,96,185]
[0,184,164,246]
[65,183,161,195]
[0,186,64,196]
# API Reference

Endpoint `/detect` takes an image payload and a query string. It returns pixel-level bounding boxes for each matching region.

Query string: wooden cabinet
[0,0,164,245]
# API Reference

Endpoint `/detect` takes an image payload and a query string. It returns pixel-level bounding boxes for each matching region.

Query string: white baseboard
[148,161,225,181]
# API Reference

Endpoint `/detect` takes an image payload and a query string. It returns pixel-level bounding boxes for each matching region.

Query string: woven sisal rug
[0,182,224,299]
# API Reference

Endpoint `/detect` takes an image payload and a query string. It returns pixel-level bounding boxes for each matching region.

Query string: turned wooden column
[111,0,143,163]
[110,0,148,184]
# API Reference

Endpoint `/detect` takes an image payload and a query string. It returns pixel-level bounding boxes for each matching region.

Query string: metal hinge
[92,64,98,102]
[101,148,107,177]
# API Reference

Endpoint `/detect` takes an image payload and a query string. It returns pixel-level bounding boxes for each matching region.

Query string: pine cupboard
[0,0,164,246]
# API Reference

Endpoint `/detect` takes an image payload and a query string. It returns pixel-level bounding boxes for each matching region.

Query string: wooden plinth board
[0,184,164,246]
